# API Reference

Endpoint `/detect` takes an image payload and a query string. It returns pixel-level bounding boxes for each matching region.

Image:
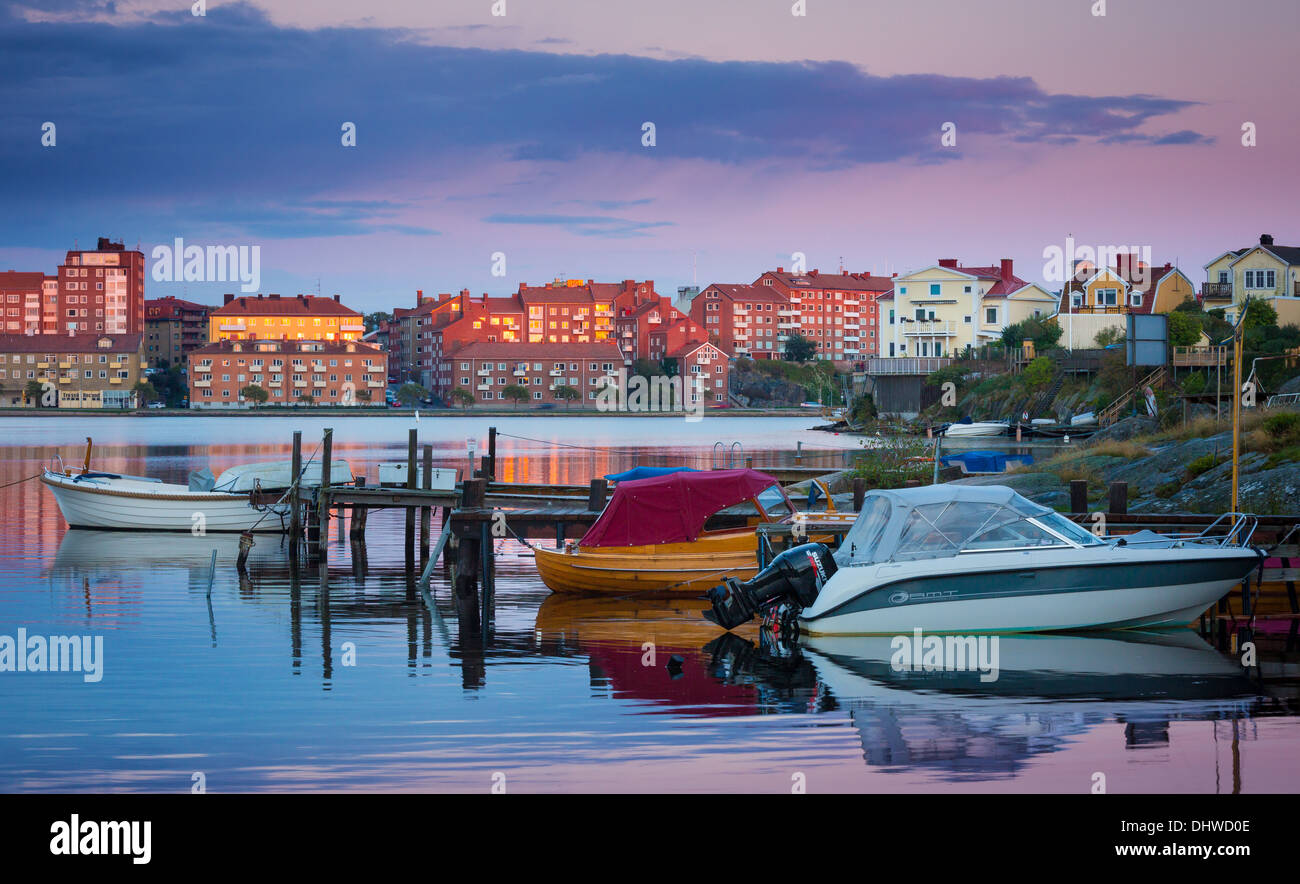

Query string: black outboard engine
[705,542,837,631]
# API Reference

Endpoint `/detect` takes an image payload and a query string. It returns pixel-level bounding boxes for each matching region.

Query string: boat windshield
[835,486,1086,565]
[755,484,795,520]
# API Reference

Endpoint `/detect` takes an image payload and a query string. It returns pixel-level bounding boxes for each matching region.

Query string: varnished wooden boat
[534,468,797,596]
[534,529,765,595]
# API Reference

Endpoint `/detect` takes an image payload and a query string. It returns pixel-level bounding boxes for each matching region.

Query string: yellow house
[1203,234,1300,325]
[882,258,1057,357]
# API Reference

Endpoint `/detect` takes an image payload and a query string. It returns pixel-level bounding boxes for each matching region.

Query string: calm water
[1,415,1298,793]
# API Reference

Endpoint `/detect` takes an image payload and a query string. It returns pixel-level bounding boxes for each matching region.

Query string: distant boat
[943,419,1009,437]
[42,458,353,533]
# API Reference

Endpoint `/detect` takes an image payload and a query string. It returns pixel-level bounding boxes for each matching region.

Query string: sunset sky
[2,0,1297,311]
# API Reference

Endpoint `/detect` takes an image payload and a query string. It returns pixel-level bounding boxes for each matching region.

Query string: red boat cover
[579,468,780,548]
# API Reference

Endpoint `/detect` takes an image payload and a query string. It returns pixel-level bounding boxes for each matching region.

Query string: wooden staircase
[1098,366,1166,426]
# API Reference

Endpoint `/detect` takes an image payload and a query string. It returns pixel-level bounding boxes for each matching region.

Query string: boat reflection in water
[713,629,1258,780]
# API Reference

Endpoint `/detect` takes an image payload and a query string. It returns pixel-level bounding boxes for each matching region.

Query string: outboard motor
[706,542,836,631]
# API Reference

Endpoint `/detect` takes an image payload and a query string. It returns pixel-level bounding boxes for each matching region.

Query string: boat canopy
[580,468,783,548]
[213,460,354,492]
[833,484,1098,566]
[603,466,698,483]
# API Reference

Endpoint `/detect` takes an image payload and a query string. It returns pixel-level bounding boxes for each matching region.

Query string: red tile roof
[704,283,788,303]
[0,333,143,353]
[191,338,385,357]
[146,296,214,320]
[668,339,731,359]
[759,270,894,292]
[211,294,362,317]
[0,271,46,292]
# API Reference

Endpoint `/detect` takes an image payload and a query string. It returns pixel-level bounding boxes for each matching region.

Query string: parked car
[146,401,166,409]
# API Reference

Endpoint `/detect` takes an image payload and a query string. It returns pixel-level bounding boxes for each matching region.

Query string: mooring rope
[0,472,43,490]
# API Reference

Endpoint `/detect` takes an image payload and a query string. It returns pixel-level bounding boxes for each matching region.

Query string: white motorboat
[41,457,353,533]
[942,419,1009,437]
[706,484,1261,635]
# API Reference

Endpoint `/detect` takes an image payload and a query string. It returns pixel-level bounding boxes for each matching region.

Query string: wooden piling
[317,428,332,556]
[462,477,487,509]
[1108,481,1128,516]
[1070,479,1088,515]
[587,478,608,512]
[405,428,417,559]
[852,477,866,512]
[744,456,753,470]
[289,430,302,551]
[487,426,497,482]
[349,477,367,541]
[420,444,433,560]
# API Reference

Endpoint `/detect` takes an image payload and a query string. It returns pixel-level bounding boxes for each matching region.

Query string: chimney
[1261,233,1274,246]
[416,289,423,305]
[776,267,783,274]
[1000,258,1014,280]
[939,258,958,269]
[333,293,340,302]
[223,294,234,305]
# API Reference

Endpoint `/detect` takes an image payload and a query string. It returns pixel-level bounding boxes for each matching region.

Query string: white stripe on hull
[45,480,286,533]
[800,578,1238,635]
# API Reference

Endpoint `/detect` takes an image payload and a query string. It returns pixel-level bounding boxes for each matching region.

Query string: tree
[553,385,581,410]
[1021,356,1055,391]
[1242,298,1278,331]
[296,394,315,406]
[240,384,269,407]
[364,311,392,333]
[449,387,475,410]
[783,332,817,363]
[1094,326,1125,348]
[396,382,428,407]
[355,388,373,403]
[632,358,665,378]
[24,379,46,407]
[502,383,529,409]
[133,379,159,405]
[1002,316,1062,351]
[1167,309,1203,348]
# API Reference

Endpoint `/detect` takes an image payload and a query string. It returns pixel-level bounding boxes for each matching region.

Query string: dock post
[587,478,608,512]
[349,477,367,541]
[744,456,753,470]
[289,430,302,554]
[462,477,486,510]
[480,455,491,478]
[405,428,417,561]
[796,441,803,464]
[317,428,333,556]
[420,444,433,560]
[488,426,497,482]
[480,520,495,634]
[1107,481,1128,516]
[852,478,866,512]
[1069,479,1088,515]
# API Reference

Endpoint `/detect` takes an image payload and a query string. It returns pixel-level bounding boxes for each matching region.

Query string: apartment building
[208,293,367,343]
[754,268,895,361]
[0,333,147,408]
[439,341,626,405]
[689,283,787,360]
[144,296,213,367]
[188,338,387,409]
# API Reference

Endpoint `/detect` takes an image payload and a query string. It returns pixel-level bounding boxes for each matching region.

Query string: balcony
[37,362,49,369]
[367,380,385,388]
[109,377,122,385]
[1172,346,1228,367]
[293,380,307,388]
[194,379,211,388]
[218,323,246,332]
[901,320,956,336]
[269,381,282,388]
[513,370,526,377]
[1201,282,1233,300]
[477,369,492,377]
[549,370,563,377]
[340,323,365,332]
[313,380,326,388]
[477,384,491,391]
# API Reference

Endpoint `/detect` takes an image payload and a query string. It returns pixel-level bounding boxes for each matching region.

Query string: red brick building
[55,238,148,336]
[754,268,894,362]
[615,294,686,362]
[144,296,213,367]
[647,316,709,364]
[438,341,626,406]
[689,283,788,360]
[669,339,732,406]
[188,338,387,409]
[0,271,50,336]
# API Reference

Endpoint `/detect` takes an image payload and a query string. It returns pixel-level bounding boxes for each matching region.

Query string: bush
[851,435,934,489]
[1186,453,1219,477]
[1181,371,1206,395]
[1262,411,1300,448]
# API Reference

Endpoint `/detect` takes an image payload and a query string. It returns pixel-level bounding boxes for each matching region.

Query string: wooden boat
[534,468,796,596]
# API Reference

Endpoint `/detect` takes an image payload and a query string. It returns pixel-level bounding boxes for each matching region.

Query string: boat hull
[943,422,1008,437]
[534,531,761,595]
[42,472,287,533]
[800,548,1260,635]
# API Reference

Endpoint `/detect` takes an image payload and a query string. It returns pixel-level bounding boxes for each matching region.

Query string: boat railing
[1107,512,1260,549]
[49,454,67,475]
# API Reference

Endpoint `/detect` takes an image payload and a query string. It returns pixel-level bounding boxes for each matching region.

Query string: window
[1096,288,1118,306]
[929,284,941,295]
[985,307,997,324]
[1130,293,1142,308]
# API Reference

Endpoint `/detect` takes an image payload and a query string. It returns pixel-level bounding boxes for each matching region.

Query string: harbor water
[1,415,1297,793]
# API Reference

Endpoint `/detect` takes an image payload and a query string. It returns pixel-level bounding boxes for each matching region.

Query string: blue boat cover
[940,451,1034,473]
[604,466,699,483]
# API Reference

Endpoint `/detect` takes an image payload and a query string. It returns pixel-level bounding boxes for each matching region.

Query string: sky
[1,0,1297,312]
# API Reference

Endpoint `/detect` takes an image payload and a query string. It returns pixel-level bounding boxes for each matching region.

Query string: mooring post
[480,455,491,478]
[420,444,433,560]
[480,519,495,634]
[462,477,486,510]
[796,441,803,464]
[405,428,417,560]
[487,426,497,482]
[588,478,608,512]
[289,430,302,552]
[852,477,866,512]
[1070,479,1088,515]
[317,428,333,556]
[1107,481,1128,516]
[744,456,753,470]
[349,477,367,541]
